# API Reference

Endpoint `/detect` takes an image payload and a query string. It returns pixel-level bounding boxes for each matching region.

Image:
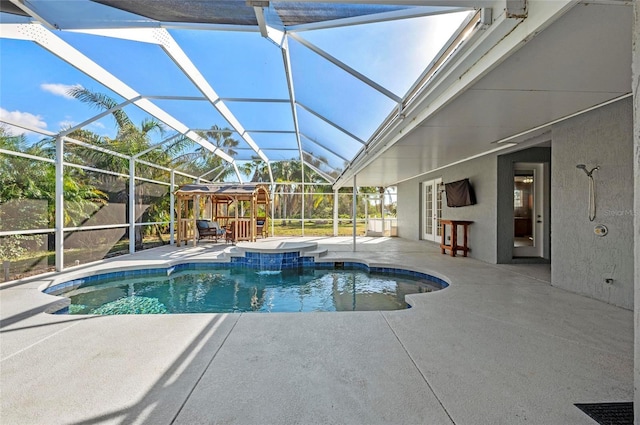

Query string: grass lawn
[2,220,376,281]
[268,220,366,237]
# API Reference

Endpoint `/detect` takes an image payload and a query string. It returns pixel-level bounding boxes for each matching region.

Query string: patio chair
[196,220,225,242]
[225,222,235,244]
[256,217,267,238]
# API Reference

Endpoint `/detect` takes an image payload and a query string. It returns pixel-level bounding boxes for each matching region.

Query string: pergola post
[234,195,239,241]
[364,196,368,236]
[271,188,275,237]
[193,195,198,247]
[333,189,338,236]
[352,175,357,252]
[251,194,256,241]
[170,170,175,245]
[176,195,182,247]
[55,136,64,271]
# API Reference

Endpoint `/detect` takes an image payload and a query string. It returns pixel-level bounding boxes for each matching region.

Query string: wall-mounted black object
[444,178,476,207]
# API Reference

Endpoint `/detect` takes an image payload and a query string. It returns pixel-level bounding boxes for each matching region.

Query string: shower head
[576,164,598,177]
[576,164,589,176]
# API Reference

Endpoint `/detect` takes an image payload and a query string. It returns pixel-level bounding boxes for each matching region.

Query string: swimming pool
[46,263,446,314]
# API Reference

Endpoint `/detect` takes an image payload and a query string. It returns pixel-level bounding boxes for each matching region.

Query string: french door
[422,178,442,241]
[513,163,547,258]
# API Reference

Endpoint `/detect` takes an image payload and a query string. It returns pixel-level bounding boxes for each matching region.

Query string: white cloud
[58,120,78,130]
[0,108,48,135]
[91,121,106,129]
[40,83,83,99]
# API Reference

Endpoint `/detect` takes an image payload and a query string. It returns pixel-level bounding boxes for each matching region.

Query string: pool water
[62,268,441,314]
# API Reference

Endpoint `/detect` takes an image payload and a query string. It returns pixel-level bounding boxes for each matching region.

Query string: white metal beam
[133,133,183,159]
[233,162,244,183]
[303,162,334,184]
[0,117,56,136]
[280,35,307,234]
[281,36,306,190]
[286,6,470,32]
[162,23,258,32]
[236,147,298,152]
[220,98,290,103]
[7,0,56,30]
[274,0,493,5]
[69,27,271,164]
[0,23,234,165]
[54,136,64,271]
[302,150,340,173]
[267,161,275,185]
[300,132,350,162]
[296,102,366,145]
[335,1,579,189]
[129,158,136,254]
[246,130,297,134]
[211,167,228,182]
[302,158,336,184]
[198,165,224,180]
[58,97,140,137]
[63,137,130,160]
[254,6,269,38]
[332,4,519,188]
[288,33,402,103]
[0,148,55,164]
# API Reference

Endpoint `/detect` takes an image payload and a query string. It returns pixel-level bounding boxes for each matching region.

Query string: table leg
[463,224,469,257]
[451,224,457,257]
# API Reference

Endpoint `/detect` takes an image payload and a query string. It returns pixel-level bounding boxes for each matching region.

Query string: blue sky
[0,9,471,171]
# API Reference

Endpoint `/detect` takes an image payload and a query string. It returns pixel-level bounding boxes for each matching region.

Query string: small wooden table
[440,219,473,257]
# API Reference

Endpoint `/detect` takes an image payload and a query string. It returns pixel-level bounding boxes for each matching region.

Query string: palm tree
[204,125,239,158]
[66,87,191,247]
[240,156,270,183]
[65,87,248,246]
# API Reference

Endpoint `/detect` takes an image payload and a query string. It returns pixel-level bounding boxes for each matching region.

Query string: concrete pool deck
[0,237,632,424]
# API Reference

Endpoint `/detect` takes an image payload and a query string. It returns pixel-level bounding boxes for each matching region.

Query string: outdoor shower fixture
[576,164,599,178]
[576,164,599,221]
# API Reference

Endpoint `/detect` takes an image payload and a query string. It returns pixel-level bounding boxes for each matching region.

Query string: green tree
[65,87,243,245]
[0,126,107,260]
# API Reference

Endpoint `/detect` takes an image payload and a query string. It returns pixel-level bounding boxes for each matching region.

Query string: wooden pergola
[175,183,270,246]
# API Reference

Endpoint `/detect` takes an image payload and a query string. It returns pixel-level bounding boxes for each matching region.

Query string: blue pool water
[53,266,445,314]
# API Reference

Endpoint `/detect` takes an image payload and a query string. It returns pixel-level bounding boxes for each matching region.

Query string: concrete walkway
[0,237,632,425]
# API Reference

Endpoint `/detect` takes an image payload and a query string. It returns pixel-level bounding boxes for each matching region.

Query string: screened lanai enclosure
[0,0,477,280]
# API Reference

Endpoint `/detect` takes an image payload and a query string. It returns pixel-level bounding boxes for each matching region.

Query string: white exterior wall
[551,98,634,310]
[397,154,498,264]
[397,99,633,311]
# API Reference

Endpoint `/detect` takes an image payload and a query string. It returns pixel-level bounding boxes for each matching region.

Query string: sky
[0,6,472,174]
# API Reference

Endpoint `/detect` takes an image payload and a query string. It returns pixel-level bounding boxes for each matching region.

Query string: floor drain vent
[574,402,633,425]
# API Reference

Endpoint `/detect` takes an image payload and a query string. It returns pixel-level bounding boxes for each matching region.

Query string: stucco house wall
[397,98,633,310]
[397,154,498,264]
[551,97,634,310]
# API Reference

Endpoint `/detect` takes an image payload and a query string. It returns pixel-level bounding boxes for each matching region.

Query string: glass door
[422,178,442,242]
[513,163,545,257]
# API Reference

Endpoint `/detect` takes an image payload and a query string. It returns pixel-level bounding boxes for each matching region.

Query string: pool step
[305,249,328,258]
[221,246,327,262]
